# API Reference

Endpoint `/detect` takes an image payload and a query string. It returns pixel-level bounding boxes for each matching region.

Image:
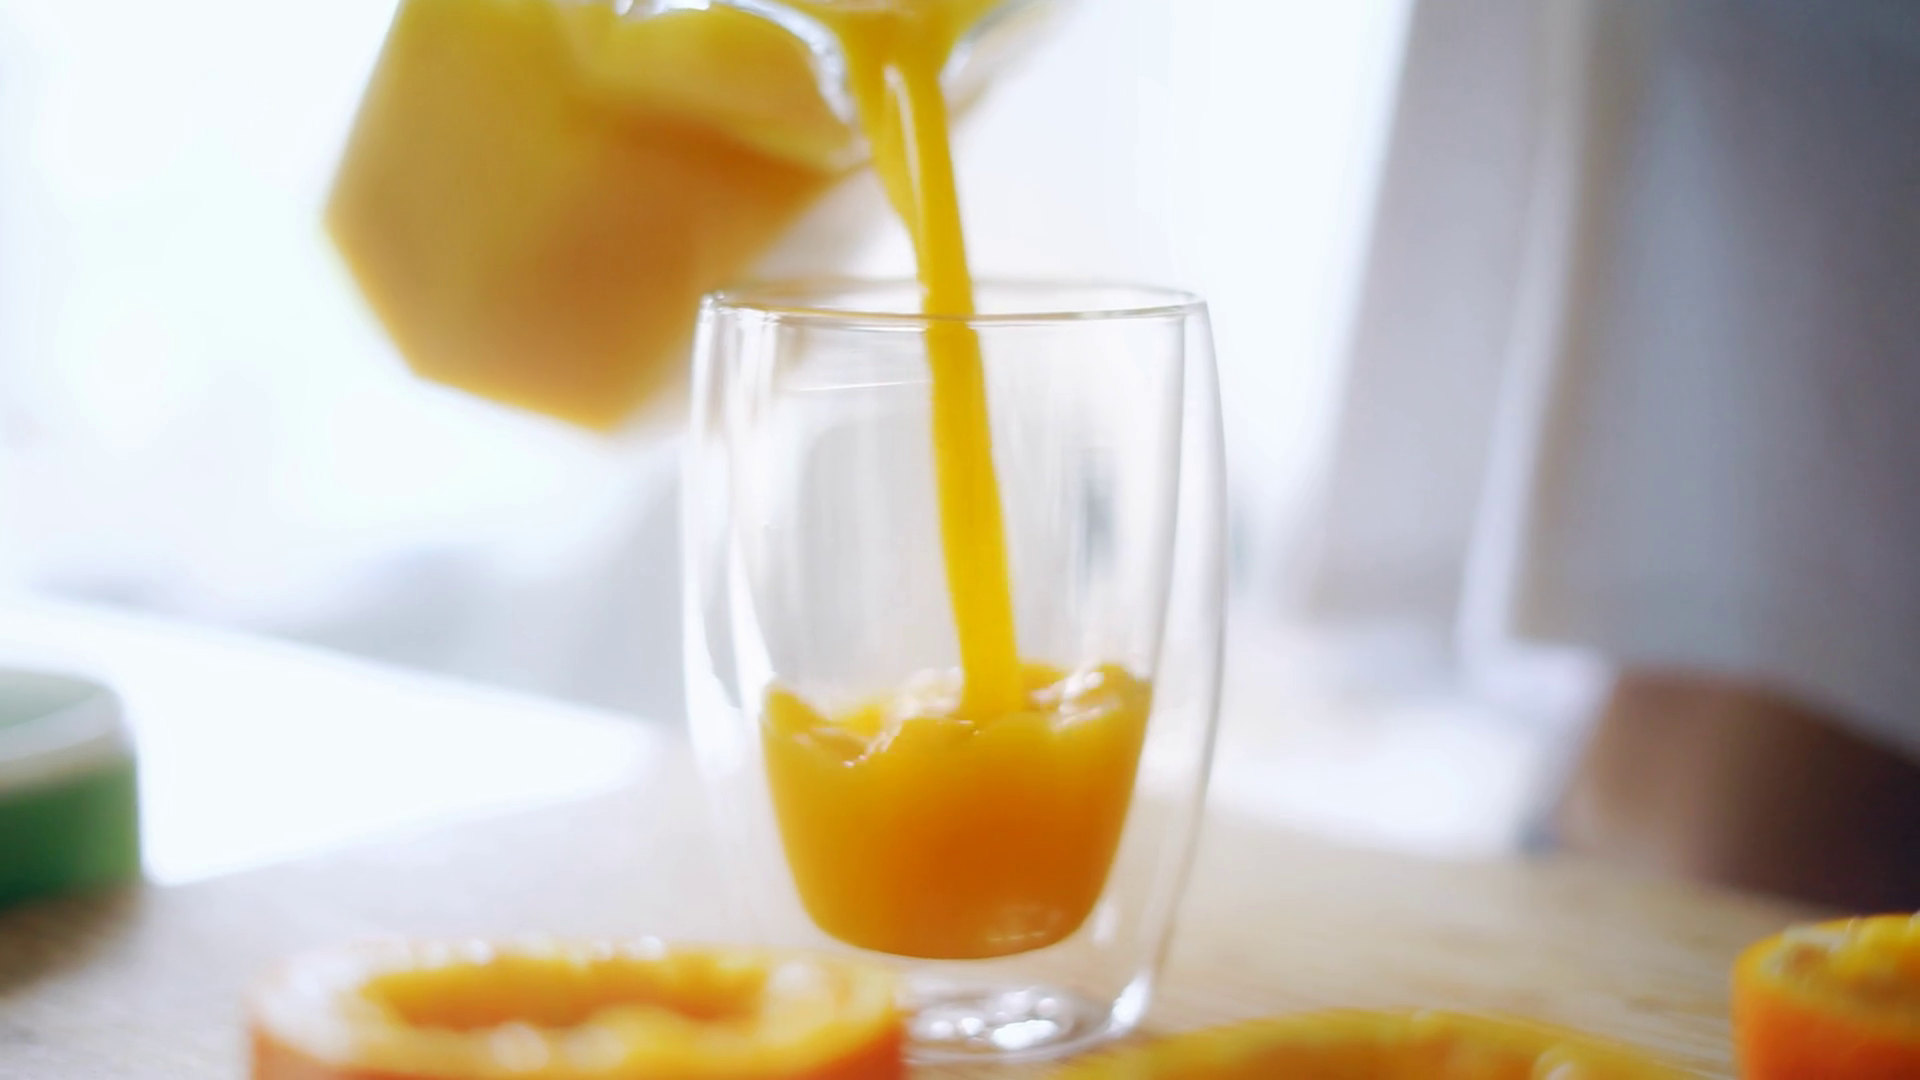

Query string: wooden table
[1,752,1813,1078]
[0,602,1813,1078]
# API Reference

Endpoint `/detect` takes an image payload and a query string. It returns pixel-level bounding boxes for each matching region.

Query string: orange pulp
[249,940,904,1080]
[765,664,1150,959]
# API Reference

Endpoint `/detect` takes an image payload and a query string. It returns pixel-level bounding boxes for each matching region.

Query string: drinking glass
[683,280,1223,1063]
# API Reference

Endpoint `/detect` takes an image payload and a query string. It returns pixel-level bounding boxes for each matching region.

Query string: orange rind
[1734,913,1920,1080]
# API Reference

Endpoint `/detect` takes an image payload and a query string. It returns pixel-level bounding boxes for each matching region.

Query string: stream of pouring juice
[761,2,1151,961]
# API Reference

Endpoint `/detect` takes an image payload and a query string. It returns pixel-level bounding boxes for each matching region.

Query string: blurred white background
[0,0,1582,860]
[0,0,1405,706]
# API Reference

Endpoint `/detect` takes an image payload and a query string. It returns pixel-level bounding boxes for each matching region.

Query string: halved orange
[249,940,903,1080]
[1049,1010,1690,1079]
[1734,913,1920,1080]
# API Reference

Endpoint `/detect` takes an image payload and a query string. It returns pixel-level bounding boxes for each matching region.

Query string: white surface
[0,598,1577,895]
[1209,615,1594,858]
[0,597,662,885]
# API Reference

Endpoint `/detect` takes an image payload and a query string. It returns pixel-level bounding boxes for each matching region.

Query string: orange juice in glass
[685,280,1225,1063]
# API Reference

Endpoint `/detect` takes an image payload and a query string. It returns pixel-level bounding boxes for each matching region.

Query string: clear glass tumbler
[682,280,1223,1063]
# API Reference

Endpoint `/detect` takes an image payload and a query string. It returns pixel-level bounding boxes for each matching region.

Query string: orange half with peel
[249,940,903,1080]
[1734,913,1920,1080]
[1048,1010,1689,1079]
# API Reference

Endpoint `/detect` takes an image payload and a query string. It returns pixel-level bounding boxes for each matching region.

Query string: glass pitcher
[327,0,1057,432]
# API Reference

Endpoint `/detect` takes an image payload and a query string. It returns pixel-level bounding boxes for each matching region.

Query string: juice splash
[765,666,1150,959]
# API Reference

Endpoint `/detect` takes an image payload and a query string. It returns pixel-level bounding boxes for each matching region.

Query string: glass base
[903,981,1120,1064]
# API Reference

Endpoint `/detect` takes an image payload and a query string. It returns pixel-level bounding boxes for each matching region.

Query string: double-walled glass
[683,280,1224,1063]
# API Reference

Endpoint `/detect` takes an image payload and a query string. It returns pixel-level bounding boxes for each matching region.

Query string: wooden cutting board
[0,738,1812,1078]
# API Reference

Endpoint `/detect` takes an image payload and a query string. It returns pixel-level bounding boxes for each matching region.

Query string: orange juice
[763,2,1154,960]
[765,665,1150,959]
[796,0,1023,715]
[329,0,853,430]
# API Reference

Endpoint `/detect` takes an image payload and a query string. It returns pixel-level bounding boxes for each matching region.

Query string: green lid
[0,670,141,909]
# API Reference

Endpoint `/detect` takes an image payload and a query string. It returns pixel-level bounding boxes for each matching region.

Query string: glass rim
[705,278,1207,329]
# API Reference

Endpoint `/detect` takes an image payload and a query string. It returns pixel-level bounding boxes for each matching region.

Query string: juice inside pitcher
[331,0,1151,962]
[329,0,854,431]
